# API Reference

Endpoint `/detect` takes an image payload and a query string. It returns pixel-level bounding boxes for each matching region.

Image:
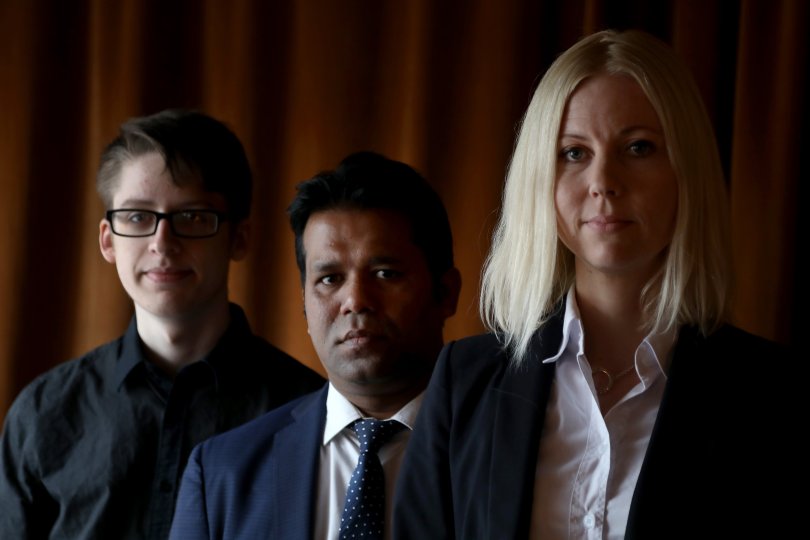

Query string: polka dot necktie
[338,419,404,539]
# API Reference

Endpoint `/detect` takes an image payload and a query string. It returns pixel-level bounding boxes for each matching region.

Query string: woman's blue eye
[561,147,585,161]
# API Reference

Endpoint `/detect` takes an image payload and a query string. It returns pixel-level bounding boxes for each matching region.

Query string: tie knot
[351,419,404,455]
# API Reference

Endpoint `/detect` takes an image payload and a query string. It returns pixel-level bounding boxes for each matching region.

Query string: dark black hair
[97,109,252,221]
[288,151,454,286]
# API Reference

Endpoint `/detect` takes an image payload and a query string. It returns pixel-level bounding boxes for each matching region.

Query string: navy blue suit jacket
[169,385,328,540]
[393,317,802,539]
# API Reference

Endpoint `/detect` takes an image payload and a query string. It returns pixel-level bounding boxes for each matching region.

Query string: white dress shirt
[314,382,422,540]
[530,288,677,539]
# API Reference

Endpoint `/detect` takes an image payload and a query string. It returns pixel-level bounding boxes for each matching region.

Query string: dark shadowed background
[1,0,807,425]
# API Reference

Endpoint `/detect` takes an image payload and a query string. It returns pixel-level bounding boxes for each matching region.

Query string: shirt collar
[115,316,148,389]
[322,382,423,446]
[114,303,253,390]
[195,303,254,385]
[642,325,678,375]
[542,288,583,365]
[541,287,678,376]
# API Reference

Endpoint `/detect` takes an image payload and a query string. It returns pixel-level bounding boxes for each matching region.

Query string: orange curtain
[1,0,806,425]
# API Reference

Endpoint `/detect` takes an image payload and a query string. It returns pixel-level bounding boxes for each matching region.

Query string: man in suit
[168,151,461,539]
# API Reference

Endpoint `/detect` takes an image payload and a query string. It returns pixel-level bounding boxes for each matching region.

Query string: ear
[437,267,462,319]
[99,219,117,264]
[301,288,311,333]
[229,219,251,261]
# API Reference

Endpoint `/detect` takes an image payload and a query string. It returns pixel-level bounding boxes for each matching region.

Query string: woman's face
[554,73,678,284]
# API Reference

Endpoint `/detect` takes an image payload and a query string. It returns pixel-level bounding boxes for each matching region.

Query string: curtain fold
[1,0,804,423]
[730,0,806,344]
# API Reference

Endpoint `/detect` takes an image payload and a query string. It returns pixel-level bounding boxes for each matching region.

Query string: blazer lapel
[272,387,328,540]
[625,327,717,539]
[487,313,564,538]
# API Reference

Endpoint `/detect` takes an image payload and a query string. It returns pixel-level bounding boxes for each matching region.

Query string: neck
[575,274,647,373]
[339,378,429,420]
[134,302,231,377]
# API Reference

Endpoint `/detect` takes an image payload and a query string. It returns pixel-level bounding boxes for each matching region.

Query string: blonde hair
[480,29,730,364]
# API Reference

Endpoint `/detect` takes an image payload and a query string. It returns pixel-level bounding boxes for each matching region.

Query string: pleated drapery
[1,0,806,424]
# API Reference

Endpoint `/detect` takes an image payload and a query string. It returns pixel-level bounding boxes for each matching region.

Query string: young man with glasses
[0,109,324,540]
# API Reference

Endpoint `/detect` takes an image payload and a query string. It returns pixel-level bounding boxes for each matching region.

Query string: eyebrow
[559,125,664,140]
[309,261,341,274]
[114,199,216,209]
[308,255,405,274]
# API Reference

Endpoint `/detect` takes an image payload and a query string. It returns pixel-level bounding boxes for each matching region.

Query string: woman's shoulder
[446,332,505,351]
[440,333,511,367]
[674,323,794,388]
[436,332,541,393]
[699,324,790,356]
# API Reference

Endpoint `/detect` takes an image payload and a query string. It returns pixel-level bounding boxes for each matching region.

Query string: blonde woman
[394,29,795,539]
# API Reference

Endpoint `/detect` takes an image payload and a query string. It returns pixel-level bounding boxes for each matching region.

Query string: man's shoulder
[7,337,123,421]
[199,387,325,453]
[203,389,326,449]
[238,387,325,434]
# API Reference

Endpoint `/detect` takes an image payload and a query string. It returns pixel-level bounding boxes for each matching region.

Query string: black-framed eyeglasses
[105,209,229,238]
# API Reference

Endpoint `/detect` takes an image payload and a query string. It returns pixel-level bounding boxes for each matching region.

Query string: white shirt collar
[542,287,584,365]
[322,381,423,445]
[541,287,678,376]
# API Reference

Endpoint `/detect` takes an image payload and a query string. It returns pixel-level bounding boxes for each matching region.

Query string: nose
[340,275,375,315]
[589,154,622,198]
[149,218,180,255]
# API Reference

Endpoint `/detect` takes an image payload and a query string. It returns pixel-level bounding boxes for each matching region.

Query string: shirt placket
[572,355,611,539]
[146,372,194,539]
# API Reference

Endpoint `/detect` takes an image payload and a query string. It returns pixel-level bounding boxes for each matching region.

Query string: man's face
[302,208,458,399]
[99,152,248,322]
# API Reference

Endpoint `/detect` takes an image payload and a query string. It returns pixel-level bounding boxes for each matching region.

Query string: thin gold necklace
[592,364,636,395]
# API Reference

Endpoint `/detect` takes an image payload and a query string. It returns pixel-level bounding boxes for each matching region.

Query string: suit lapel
[625,327,718,539]
[272,387,328,540]
[487,313,563,538]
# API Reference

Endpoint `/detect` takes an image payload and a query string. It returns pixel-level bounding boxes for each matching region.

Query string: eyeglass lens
[109,210,220,237]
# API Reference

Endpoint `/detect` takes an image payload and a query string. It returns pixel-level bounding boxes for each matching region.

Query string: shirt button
[159,480,173,493]
[583,513,596,529]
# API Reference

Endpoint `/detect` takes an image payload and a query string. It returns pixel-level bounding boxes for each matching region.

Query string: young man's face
[302,208,459,401]
[99,152,248,322]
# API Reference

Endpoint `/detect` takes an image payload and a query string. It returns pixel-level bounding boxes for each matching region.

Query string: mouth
[584,215,632,232]
[339,329,383,347]
[143,267,193,283]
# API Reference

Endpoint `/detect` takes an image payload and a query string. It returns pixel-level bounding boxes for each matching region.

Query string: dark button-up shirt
[0,303,325,539]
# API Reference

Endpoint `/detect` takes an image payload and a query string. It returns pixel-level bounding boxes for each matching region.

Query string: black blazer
[393,314,801,539]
